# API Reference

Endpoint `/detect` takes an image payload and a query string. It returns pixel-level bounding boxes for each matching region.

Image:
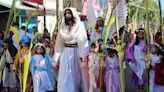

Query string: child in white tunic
[89,43,100,92]
[44,38,51,55]
[149,44,162,92]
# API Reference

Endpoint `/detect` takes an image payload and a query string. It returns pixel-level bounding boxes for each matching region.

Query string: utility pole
[158,0,164,44]
[158,0,162,31]
[44,6,46,31]
[56,0,59,32]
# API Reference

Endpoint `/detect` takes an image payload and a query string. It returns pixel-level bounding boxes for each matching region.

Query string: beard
[65,16,72,21]
[64,16,74,25]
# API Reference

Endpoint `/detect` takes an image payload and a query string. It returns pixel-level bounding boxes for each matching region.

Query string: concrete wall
[71,0,83,12]
[63,0,83,12]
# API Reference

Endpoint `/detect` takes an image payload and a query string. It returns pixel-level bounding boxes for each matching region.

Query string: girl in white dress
[30,43,56,92]
[88,43,100,92]
[149,43,163,92]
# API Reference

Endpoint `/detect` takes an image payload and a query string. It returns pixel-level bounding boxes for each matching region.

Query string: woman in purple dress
[126,28,146,92]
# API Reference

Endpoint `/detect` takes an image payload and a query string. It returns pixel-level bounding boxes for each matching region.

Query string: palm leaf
[5,0,16,36]
[23,32,39,92]
[23,5,40,92]
[145,0,150,92]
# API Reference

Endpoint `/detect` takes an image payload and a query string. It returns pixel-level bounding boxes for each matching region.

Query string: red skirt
[155,58,164,86]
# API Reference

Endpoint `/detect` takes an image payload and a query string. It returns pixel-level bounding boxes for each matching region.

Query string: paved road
[125,65,138,92]
[125,64,147,92]
[0,64,146,92]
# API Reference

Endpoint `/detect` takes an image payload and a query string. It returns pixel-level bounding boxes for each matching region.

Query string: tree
[128,0,160,32]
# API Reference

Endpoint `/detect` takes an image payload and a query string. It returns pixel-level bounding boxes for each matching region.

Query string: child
[88,42,100,92]
[90,17,104,44]
[44,38,51,55]
[30,43,56,92]
[104,44,120,92]
[0,38,17,92]
[154,43,164,92]
[149,43,163,92]
[13,36,31,70]
[50,39,56,58]
[13,35,32,92]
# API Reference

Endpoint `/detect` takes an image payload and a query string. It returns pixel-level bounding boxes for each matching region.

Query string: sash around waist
[36,67,47,71]
[106,67,119,71]
[65,43,78,48]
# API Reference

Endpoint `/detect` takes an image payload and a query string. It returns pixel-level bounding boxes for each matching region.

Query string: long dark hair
[156,44,164,63]
[135,28,145,45]
[134,34,140,45]
[155,31,162,44]
[156,44,164,56]
[36,46,46,57]
[64,9,76,25]
[0,31,4,40]
[41,46,46,57]
[95,17,104,30]
[3,38,17,57]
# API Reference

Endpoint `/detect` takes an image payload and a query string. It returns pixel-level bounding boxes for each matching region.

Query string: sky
[161,0,164,10]
[154,0,164,10]
[154,0,164,16]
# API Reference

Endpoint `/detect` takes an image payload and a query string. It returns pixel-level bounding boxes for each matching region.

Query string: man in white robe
[53,7,89,92]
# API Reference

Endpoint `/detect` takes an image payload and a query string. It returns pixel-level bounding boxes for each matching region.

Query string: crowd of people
[0,7,163,92]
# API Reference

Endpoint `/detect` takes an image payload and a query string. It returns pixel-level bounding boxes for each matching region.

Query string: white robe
[33,55,54,92]
[0,50,17,88]
[149,54,162,92]
[90,29,102,43]
[54,8,89,92]
[154,85,164,92]
[88,52,99,92]
[12,29,32,49]
[129,45,146,80]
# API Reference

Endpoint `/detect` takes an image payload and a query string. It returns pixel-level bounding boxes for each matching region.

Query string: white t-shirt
[12,29,32,49]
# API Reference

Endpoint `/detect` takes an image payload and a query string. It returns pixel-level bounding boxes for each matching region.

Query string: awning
[0,0,37,11]
[23,0,64,16]
[23,0,43,9]
[23,0,43,5]
[16,4,37,11]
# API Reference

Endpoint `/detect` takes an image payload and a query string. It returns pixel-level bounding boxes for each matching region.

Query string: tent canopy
[23,0,64,15]
[24,0,43,4]
[0,0,37,11]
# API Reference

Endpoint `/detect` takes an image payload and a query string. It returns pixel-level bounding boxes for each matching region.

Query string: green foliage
[128,0,160,31]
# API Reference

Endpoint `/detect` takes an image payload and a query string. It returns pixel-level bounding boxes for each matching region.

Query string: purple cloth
[126,42,134,60]
[139,40,146,52]
[132,72,146,85]
[126,39,146,85]
[104,56,120,92]
[126,40,146,60]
